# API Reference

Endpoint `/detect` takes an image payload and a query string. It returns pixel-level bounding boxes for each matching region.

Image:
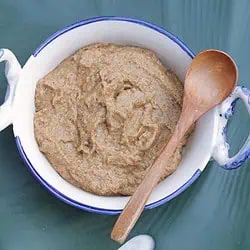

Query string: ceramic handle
[212,86,250,169]
[0,49,21,131]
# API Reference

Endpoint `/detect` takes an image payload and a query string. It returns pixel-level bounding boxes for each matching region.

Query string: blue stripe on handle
[0,49,4,59]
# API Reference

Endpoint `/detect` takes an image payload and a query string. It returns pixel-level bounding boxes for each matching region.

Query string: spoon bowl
[185,50,238,110]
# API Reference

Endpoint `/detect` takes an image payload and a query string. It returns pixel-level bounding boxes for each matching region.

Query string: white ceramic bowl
[1,17,250,215]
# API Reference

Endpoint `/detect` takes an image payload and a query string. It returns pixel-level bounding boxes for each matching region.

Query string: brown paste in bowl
[34,43,189,196]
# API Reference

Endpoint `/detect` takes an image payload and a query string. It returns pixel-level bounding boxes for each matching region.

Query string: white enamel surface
[11,20,217,210]
[0,49,21,131]
[213,86,250,166]
[118,235,155,250]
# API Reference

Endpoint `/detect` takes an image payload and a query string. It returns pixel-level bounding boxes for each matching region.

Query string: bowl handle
[0,49,21,131]
[212,86,250,169]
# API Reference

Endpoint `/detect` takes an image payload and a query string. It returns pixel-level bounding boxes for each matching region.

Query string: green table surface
[1,1,250,249]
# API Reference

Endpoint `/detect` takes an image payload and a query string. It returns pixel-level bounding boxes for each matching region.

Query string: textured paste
[34,43,189,196]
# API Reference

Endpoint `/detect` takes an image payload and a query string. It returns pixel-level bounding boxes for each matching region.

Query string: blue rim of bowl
[16,136,201,215]
[17,16,201,215]
[33,16,195,58]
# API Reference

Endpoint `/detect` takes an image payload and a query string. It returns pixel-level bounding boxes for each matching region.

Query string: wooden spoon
[111,49,238,244]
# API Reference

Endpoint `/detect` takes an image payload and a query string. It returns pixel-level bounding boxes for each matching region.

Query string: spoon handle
[111,109,195,244]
